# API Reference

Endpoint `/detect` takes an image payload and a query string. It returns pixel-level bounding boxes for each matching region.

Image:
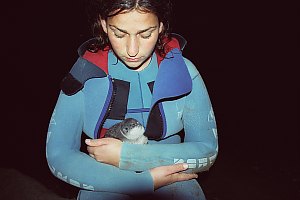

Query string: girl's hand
[85,138,122,167]
[150,163,198,190]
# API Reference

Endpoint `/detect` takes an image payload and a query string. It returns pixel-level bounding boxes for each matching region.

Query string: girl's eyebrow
[108,24,157,34]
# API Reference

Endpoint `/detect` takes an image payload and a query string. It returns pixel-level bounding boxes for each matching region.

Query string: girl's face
[101,10,163,71]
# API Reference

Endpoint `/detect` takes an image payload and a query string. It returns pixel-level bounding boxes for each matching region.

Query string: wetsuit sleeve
[46,91,154,195]
[119,59,218,173]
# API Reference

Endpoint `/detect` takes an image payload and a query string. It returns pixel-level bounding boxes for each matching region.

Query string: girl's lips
[125,57,140,62]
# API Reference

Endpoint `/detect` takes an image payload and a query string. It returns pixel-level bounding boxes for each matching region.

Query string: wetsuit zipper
[95,76,117,138]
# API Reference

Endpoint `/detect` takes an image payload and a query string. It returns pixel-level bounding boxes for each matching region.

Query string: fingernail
[183,163,188,169]
[85,139,91,144]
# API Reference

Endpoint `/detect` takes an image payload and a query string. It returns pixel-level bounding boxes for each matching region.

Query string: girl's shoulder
[183,57,200,79]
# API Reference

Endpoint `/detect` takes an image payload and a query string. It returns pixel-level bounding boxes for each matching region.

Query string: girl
[46,0,218,199]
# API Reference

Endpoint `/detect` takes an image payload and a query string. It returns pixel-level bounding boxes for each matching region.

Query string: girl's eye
[140,34,151,39]
[114,33,125,38]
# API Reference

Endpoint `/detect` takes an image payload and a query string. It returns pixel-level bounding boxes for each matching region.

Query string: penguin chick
[105,118,148,144]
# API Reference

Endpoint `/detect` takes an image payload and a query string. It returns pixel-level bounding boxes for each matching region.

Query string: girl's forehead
[108,9,158,24]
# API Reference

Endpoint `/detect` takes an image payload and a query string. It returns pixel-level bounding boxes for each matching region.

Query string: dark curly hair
[85,0,173,56]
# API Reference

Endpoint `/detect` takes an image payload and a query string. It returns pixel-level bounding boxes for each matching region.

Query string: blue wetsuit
[46,37,218,200]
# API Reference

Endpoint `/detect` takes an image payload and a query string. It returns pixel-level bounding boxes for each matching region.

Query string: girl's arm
[46,91,154,195]
[119,59,218,173]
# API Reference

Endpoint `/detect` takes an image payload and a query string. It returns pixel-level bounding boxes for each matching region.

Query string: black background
[1,1,299,199]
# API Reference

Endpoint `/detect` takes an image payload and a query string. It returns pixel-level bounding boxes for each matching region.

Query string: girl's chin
[119,55,151,70]
[123,60,147,70]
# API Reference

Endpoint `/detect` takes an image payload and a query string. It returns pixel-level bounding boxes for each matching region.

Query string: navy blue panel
[107,79,130,120]
[61,73,83,96]
[144,103,164,140]
[147,81,155,94]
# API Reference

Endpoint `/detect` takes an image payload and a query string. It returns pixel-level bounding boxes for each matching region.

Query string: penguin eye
[123,127,129,133]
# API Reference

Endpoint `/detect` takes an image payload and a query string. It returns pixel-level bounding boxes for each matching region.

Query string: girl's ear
[100,18,108,33]
[159,22,164,34]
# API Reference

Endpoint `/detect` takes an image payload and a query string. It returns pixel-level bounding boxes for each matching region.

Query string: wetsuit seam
[137,72,145,125]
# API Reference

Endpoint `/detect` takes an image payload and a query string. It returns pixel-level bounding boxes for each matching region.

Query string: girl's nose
[126,36,139,57]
